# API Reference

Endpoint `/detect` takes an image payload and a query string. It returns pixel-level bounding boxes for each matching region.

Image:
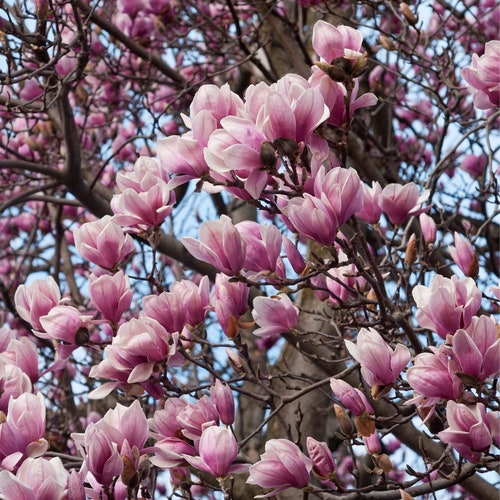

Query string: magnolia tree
[0,0,498,498]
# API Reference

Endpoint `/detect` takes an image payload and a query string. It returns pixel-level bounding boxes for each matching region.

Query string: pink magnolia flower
[147,398,195,469]
[413,275,482,338]
[236,221,285,277]
[449,232,478,278]
[149,398,188,441]
[252,294,299,341]
[356,181,382,224]
[344,327,410,388]
[38,305,93,345]
[0,336,39,383]
[364,432,382,455]
[309,70,378,127]
[210,379,235,426]
[245,74,329,144]
[312,21,363,62]
[314,167,364,227]
[285,193,340,246]
[88,317,179,398]
[0,457,76,500]
[157,84,243,184]
[73,215,135,270]
[77,424,123,487]
[439,402,499,462]
[177,395,219,441]
[14,276,61,331]
[406,348,463,406]
[0,393,49,471]
[73,400,148,488]
[446,315,500,382]
[143,276,210,333]
[325,250,368,305]
[181,215,246,276]
[462,40,500,109]
[285,167,363,246]
[185,426,248,478]
[0,363,32,413]
[89,271,133,324]
[306,437,336,480]
[419,213,437,246]
[247,439,312,498]
[379,183,430,225]
[211,273,249,338]
[460,153,487,177]
[111,156,176,232]
[329,378,374,417]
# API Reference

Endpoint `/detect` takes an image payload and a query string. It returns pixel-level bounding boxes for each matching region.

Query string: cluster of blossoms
[0,8,498,499]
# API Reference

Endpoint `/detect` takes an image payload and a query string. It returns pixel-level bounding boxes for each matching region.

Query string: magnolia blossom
[0,363,32,413]
[439,402,499,462]
[185,426,248,478]
[72,400,149,488]
[312,20,363,62]
[211,274,249,338]
[89,271,133,324]
[449,232,478,278]
[419,213,437,246]
[111,156,176,232]
[406,348,463,407]
[329,378,374,417]
[462,40,500,109]
[357,181,382,224]
[14,276,61,331]
[0,336,39,384]
[143,276,210,333]
[182,215,246,276]
[306,437,336,480]
[345,328,410,389]
[0,393,49,471]
[309,70,378,127]
[413,275,482,338]
[157,83,244,185]
[38,305,93,346]
[177,395,219,441]
[73,215,135,270]
[252,294,299,341]
[379,183,430,225]
[89,317,179,399]
[247,439,312,498]
[0,457,79,500]
[210,379,235,426]
[445,315,500,382]
[236,221,285,277]
[147,398,195,469]
[285,167,363,246]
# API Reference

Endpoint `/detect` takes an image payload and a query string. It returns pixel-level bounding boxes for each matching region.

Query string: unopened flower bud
[419,213,436,246]
[364,432,381,455]
[210,379,235,425]
[334,404,353,435]
[405,234,417,267]
[226,349,245,374]
[401,3,417,25]
[377,453,393,473]
[379,35,396,51]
